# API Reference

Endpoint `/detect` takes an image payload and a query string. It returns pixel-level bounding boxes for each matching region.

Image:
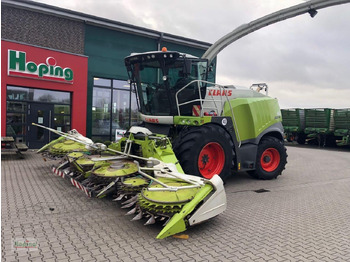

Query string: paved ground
[1,146,350,262]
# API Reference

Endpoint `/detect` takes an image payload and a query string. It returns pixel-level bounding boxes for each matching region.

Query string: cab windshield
[125,52,207,116]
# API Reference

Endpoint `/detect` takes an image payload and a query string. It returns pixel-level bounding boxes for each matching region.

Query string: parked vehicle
[282,108,350,146]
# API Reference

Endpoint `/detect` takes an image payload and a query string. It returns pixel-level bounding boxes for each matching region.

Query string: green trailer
[281,108,306,144]
[304,108,333,146]
[333,108,350,146]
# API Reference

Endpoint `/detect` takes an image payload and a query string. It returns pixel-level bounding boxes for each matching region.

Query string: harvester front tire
[173,125,234,182]
[250,136,287,180]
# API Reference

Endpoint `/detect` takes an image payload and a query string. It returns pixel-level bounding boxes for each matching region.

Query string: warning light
[161,47,168,52]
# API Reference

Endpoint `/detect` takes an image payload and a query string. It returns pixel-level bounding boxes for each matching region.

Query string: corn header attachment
[34,123,226,239]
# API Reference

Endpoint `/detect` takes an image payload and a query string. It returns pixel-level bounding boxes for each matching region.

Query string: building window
[92,78,139,142]
[6,86,71,143]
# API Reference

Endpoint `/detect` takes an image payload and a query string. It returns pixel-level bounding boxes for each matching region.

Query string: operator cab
[125,49,208,117]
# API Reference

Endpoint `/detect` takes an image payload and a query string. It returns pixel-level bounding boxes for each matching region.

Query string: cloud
[31,0,350,108]
[270,82,350,109]
[215,4,350,101]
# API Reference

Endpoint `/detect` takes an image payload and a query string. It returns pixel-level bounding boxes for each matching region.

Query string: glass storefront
[92,78,139,141]
[6,86,71,145]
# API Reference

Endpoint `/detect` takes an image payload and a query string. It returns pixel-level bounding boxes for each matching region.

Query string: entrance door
[27,103,54,149]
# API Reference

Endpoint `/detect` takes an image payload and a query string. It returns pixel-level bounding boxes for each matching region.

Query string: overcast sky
[32,0,350,109]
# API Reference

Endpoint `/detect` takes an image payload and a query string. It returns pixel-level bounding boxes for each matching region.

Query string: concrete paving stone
[93,238,107,246]
[148,252,167,260]
[105,254,119,261]
[99,242,115,251]
[115,254,140,262]
[2,243,14,253]
[269,253,289,262]
[56,258,71,262]
[72,242,87,250]
[49,246,65,254]
[36,240,50,249]
[119,257,139,262]
[5,258,21,262]
[160,249,178,258]
[41,252,55,260]
[142,246,158,254]
[60,242,75,249]
[134,256,151,262]
[88,248,103,256]
[75,233,90,241]
[33,231,47,238]
[77,249,92,258]
[253,252,273,261]
[67,259,86,262]
[45,236,62,247]
[54,228,68,239]
[182,249,198,257]
[67,253,81,261]
[333,258,346,262]
[145,258,166,262]
[49,242,64,251]
[94,254,110,261]
[200,254,216,261]
[140,252,157,260]
[188,253,209,261]
[27,251,41,258]
[15,253,31,262]
[11,231,24,238]
[179,255,196,262]
[165,259,182,262]
[30,233,45,241]
[292,256,312,262]
[2,229,12,236]
[2,254,18,262]
[77,253,95,260]
[98,235,114,244]
[163,253,181,260]
[3,148,350,261]
[167,254,189,261]
[64,247,78,255]
[28,257,44,262]
[253,259,269,262]
[81,239,97,247]
[41,258,57,262]
[129,251,143,259]
[98,249,114,257]
[54,252,68,260]
[38,246,52,254]
[280,254,300,262]
[320,258,338,262]
[159,259,174,262]
[169,247,187,256]
[115,250,134,259]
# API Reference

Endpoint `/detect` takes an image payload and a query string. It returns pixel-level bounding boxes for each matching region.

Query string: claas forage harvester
[36,48,287,238]
[41,1,341,238]
[35,0,350,239]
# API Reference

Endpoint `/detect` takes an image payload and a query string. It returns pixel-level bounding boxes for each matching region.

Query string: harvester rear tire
[249,136,287,180]
[173,125,234,182]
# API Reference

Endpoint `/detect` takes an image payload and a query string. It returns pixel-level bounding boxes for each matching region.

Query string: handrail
[175,80,241,147]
